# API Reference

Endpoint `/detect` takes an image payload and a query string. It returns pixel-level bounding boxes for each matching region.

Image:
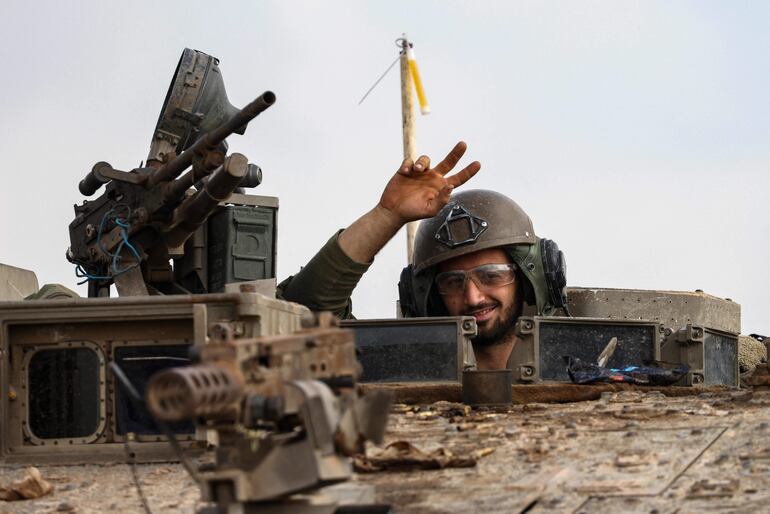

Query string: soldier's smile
[465,302,499,323]
[436,248,522,348]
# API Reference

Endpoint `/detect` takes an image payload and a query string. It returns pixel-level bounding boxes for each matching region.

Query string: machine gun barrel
[163,169,197,203]
[163,162,263,204]
[147,365,243,422]
[144,318,391,510]
[148,91,276,187]
[164,153,248,248]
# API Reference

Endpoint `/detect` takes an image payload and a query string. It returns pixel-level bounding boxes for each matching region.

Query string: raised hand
[378,141,481,224]
[337,141,480,263]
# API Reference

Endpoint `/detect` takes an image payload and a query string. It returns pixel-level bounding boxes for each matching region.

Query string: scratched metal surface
[1,389,767,514]
[357,389,766,514]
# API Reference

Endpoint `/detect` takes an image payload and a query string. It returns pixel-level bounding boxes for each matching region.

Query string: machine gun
[67,49,274,297]
[145,312,393,514]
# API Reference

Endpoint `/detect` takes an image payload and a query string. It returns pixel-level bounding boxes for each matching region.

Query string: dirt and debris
[0,468,53,502]
[354,441,479,472]
[0,463,198,514]
[2,387,770,513]
[354,389,770,513]
[686,478,740,499]
[360,381,735,405]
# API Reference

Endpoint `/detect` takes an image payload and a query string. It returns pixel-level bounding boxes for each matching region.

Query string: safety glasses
[435,263,517,295]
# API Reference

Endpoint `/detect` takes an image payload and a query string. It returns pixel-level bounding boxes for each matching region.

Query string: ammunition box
[208,196,279,293]
[566,287,740,335]
[511,316,662,382]
[0,293,308,464]
[660,324,739,386]
[341,317,477,383]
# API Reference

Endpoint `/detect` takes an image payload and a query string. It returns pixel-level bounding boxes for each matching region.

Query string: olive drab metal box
[340,317,477,383]
[0,293,308,464]
[510,316,662,383]
[207,196,278,293]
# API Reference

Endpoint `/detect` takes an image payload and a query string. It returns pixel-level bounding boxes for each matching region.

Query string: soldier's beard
[470,300,521,348]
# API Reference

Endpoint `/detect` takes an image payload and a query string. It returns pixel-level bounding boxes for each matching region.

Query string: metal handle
[78,162,112,196]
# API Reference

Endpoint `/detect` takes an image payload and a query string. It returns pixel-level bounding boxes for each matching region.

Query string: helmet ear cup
[517,268,537,307]
[400,266,446,317]
[398,265,419,317]
[540,238,568,311]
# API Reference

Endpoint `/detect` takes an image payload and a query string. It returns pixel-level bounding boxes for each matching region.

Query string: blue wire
[96,205,130,258]
[111,218,142,275]
[75,206,142,282]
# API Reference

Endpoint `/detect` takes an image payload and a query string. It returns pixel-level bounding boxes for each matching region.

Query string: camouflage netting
[24,283,79,300]
[739,335,767,376]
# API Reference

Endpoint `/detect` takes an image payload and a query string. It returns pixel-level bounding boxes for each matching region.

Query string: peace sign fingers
[432,141,469,176]
[446,160,481,188]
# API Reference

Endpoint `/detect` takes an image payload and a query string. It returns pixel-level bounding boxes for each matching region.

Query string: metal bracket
[113,266,149,296]
[676,324,705,344]
[515,317,535,336]
[99,166,147,185]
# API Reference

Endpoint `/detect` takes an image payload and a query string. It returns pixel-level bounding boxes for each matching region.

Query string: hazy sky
[0,1,767,333]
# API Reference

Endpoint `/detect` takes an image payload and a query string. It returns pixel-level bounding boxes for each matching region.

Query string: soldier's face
[436,248,521,347]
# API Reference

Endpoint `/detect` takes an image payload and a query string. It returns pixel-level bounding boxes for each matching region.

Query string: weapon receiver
[145,313,392,512]
[67,49,276,297]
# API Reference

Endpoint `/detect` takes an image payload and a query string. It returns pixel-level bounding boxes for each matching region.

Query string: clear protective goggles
[434,263,518,296]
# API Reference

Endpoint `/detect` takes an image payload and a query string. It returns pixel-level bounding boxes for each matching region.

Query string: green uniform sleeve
[277,230,372,319]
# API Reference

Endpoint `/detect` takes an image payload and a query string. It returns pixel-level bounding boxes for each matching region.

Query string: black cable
[110,362,143,401]
[124,436,153,514]
[108,362,201,484]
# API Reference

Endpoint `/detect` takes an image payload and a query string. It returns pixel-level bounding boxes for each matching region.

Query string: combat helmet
[398,189,569,317]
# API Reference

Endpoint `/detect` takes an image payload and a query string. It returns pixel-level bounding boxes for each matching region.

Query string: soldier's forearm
[278,231,371,318]
[338,205,404,264]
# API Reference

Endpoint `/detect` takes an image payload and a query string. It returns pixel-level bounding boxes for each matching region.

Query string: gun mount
[67,48,275,298]
[146,312,392,513]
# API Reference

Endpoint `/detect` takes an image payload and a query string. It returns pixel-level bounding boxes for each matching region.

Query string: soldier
[279,142,568,369]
